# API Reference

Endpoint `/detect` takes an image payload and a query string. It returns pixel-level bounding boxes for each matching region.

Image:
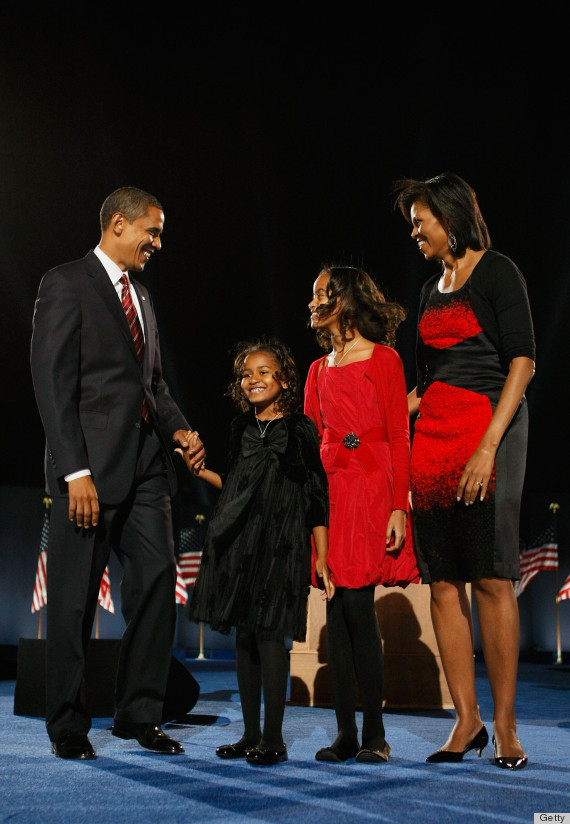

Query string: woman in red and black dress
[305,265,419,764]
[393,172,535,770]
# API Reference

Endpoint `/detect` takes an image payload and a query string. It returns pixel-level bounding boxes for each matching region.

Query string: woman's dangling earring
[448,231,458,253]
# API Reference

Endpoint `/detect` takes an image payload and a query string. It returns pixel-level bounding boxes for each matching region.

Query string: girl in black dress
[177,340,333,766]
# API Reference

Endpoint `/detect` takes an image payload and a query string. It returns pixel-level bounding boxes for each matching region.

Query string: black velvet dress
[188,411,329,641]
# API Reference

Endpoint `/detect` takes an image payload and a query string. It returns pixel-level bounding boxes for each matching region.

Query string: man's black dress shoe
[245,744,288,765]
[112,722,184,754]
[52,732,96,760]
[216,740,257,759]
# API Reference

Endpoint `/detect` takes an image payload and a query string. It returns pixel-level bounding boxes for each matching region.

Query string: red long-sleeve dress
[304,344,419,589]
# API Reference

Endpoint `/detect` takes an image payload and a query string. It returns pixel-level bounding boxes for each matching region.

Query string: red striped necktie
[120,274,149,423]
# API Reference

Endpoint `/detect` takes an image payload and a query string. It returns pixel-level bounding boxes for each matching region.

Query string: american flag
[557,573,570,604]
[32,500,115,615]
[31,508,49,613]
[98,566,115,614]
[514,521,558,597]
[175,563,189,606]
[178,515,205,588]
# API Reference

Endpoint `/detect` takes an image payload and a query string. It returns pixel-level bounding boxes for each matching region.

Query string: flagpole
[550,502,562,665]
[37,608,42,640]
[197,622,206,660]
[95,603,100,640]
[555,578,562,664]
[195,516,206,659]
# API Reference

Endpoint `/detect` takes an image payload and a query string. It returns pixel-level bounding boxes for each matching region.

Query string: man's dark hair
[100,187,163,232]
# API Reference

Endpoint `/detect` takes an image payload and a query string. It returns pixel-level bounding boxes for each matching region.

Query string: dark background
[2,6,568,523]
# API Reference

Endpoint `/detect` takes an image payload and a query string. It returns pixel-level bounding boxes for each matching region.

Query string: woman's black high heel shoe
[492,736,528,770]
[426,726,489,763]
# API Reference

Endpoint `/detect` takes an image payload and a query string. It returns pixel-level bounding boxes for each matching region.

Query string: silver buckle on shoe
[343,432,360,450]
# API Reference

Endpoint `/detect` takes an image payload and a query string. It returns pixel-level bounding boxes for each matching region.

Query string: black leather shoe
[315,741,359,762]
[245,744,288,765]
[216,740,258,759]
[426,726,489,763]
[112,722,184,754]
[52,732,96,760]
[355,741,391,763]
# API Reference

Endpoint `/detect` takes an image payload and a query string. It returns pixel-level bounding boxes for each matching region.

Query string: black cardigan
[416,249,536,396]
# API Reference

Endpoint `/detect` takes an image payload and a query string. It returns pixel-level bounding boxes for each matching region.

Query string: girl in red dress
[305,265,419,763]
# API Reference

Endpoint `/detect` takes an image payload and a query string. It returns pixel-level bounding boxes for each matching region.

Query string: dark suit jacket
[30,250,190,504]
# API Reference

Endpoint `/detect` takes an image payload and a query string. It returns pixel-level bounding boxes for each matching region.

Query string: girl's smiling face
[240,351,287,415]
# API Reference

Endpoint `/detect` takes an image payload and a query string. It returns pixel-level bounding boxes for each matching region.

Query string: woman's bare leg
[472,578,525,758]
[430,580,484,750]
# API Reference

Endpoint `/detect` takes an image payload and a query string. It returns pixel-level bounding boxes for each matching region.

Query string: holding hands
[175,431,223,489]
[173,429,206,473]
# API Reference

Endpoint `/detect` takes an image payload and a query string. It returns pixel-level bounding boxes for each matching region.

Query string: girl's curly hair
[312,264,406,350]
[226,338,301,414]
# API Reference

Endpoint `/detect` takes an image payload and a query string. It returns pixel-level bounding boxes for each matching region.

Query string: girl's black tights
[325,586,386,750]
[235,629,289,748]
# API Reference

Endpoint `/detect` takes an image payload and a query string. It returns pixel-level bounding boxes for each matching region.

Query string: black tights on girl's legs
[236,629,289,749]
[324,586,386,755]
[234,629,262,749]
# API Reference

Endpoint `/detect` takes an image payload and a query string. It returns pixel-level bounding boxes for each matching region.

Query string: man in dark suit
[30,187,205,760]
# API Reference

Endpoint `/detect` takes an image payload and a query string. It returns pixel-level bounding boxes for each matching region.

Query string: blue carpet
[1,661,569,823]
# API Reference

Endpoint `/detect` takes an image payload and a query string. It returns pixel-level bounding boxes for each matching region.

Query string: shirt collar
[94,245,126,288]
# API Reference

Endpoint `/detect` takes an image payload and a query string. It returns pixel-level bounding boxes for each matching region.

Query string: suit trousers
[45,423,177,742]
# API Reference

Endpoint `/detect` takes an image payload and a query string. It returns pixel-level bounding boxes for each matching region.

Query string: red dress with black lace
[411,278,528,583]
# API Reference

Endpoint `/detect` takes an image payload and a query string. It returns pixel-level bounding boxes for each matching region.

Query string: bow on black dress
[241,421,288,457]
